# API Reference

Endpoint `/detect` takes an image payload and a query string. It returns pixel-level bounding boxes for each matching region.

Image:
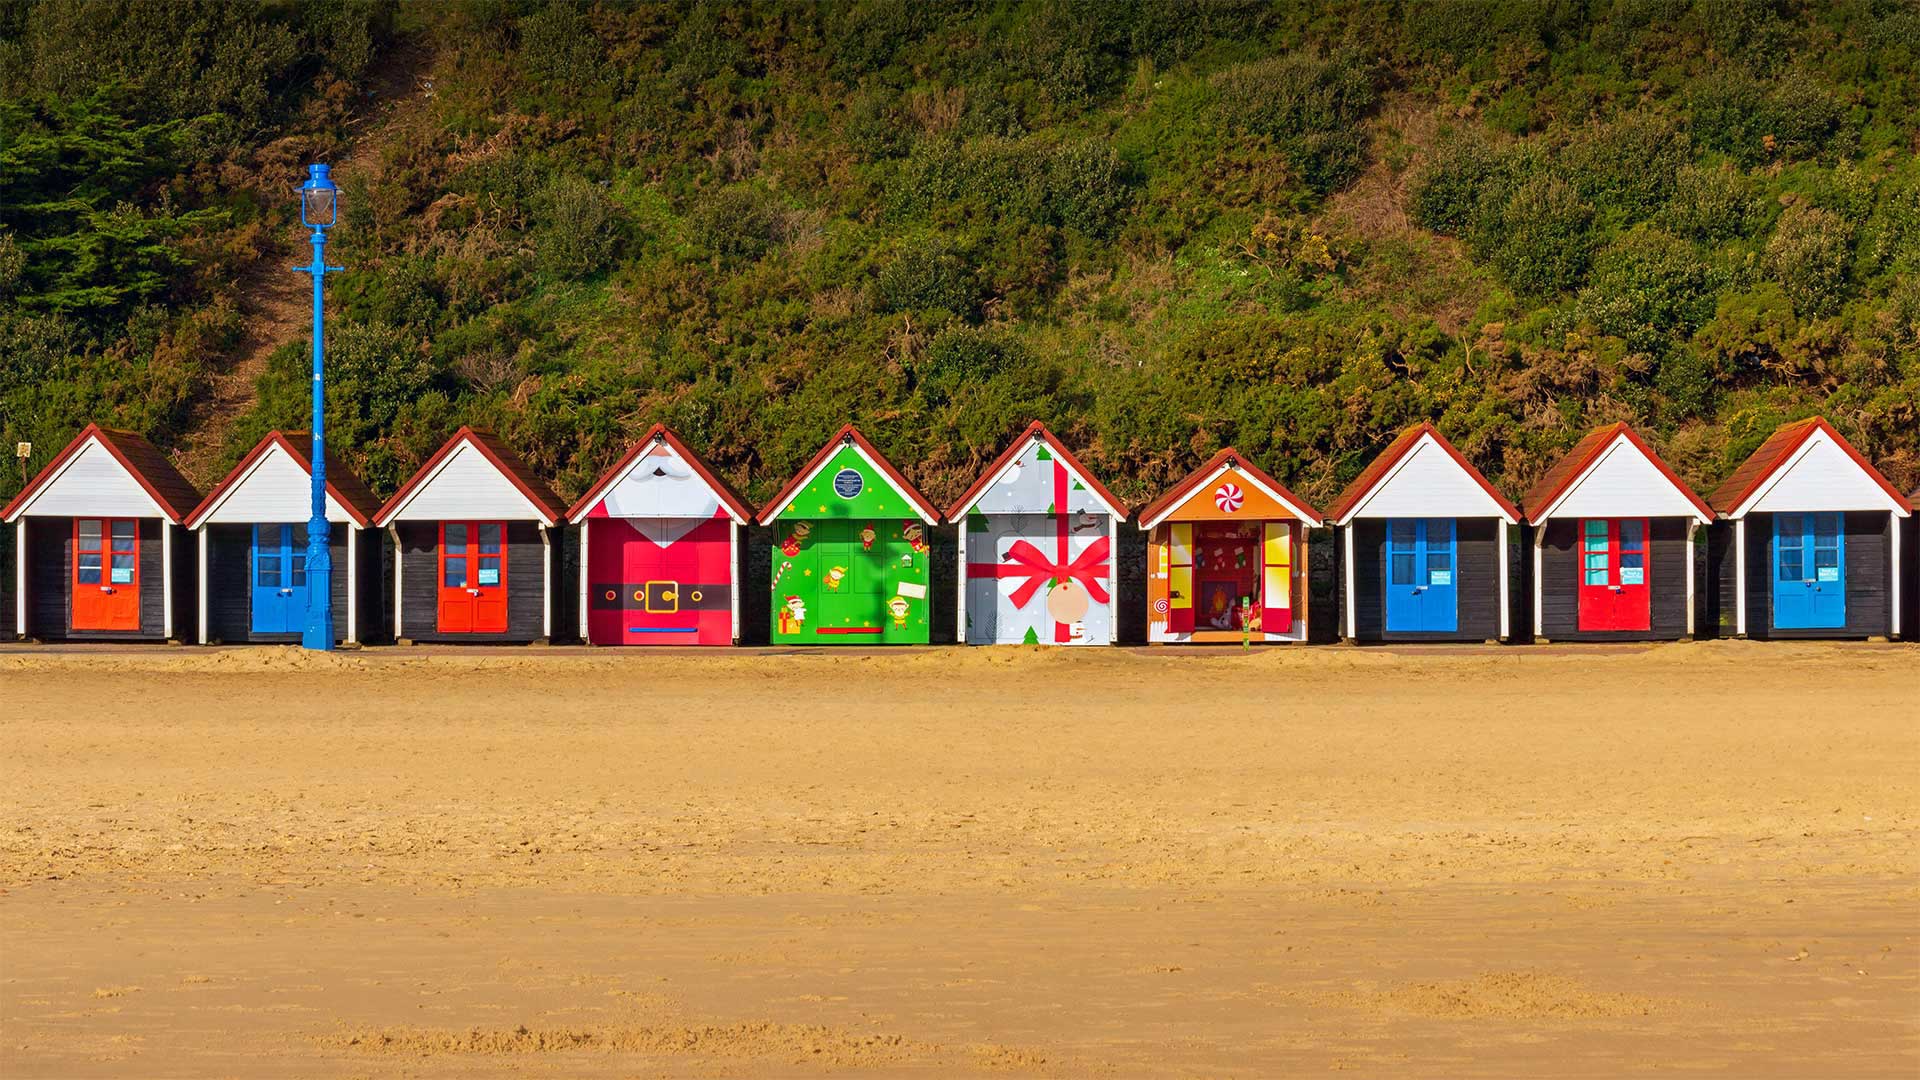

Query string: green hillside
[3,0,1917,512]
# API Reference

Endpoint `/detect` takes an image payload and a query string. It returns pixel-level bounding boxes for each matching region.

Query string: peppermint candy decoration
[1152,597,1170,615]
[1213,481,1244,513]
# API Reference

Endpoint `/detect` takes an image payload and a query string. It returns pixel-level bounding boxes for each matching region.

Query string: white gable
[193,442,357,526]
[961,438,1122,520]
[1340,433,1515,524]
[1540,434,1709,523]
[383,439,549,523]
[571,441,742,524]
[6,436,164,520]
[1737,430,1907,517]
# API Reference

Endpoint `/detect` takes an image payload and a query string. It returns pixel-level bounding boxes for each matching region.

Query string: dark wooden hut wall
[396,520,550,643]
[23,516,173,641]
[1738,511,1891,638]
[1537,517,1694,641]
[1904,513,1917,640]
[2,526,14,638]
[1340,518,1509,642]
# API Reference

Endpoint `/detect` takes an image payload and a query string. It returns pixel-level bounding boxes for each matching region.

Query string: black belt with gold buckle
[589,580,730,613]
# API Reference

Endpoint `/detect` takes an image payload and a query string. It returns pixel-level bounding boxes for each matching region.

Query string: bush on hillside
[1211,50,1376,195]
[1765,203,1853,317]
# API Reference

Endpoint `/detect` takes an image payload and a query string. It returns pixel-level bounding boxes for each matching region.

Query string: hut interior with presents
[1523,423,1713,642]
[947,421,1127,646]
[760,426,940,645]
[567,425,753,647]
[4,424,201,642]
[1329,422,1523,644]
[1136,448,1321,644]
[1707,417,1910,640]
[185,431,385,646]
[375,427,570,644]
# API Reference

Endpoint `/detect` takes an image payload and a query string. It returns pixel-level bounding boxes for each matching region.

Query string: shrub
[1409,129,1514,236]
[1486,175,1595,295]
[1578,229,1721,353]
[1561,112,1690,224]
[533,176,621,278]
[1211,50,1376,195]
[1765,203,1853,318]
[874,239,979,320]
[517,1,607,90]
[689,186,780,261]
[1046,140,1131,238]
[917,325,1038,409]
[1689,70,1847,166]
[1659,164,1758,243]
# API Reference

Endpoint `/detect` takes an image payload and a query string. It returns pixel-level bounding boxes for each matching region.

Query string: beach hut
[758,426,940,645]
[945,421,1127,646]
[1706,418,1910,640]
[1522,423,1713,641]
[3,425,201,642]
[1328,422,1523,643]
[1136,448,1322,644]
[566,424,753,646]
[374,427,569,644]
[184,431,385,645]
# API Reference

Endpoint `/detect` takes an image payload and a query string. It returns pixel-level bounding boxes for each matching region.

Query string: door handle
[100,586,114,594]
[466,588,480,596]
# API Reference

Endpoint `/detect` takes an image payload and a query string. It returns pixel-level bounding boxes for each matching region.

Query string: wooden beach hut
[374,427,569,644]
[945,421,1127,646]
[1707,418,1910,640]
[567,424,753,646]
[1328,422,1523,643]
[1137,448,1322,644]
[758,426,940,645]
[1523,423,1713,641]
[184,431,385,645]
[3,425,200,642]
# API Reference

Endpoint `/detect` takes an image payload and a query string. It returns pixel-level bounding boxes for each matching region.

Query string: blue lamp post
[297,164,343,651]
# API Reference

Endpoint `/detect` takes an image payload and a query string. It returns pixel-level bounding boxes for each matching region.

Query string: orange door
[72,518,140,631]
[436,522,509,634]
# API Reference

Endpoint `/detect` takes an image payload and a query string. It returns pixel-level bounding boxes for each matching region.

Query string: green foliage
[1210,50,1377,196]
[3,0,1918,510]
[1764,203,1853,318]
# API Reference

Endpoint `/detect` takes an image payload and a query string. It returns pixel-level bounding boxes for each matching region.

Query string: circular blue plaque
[832,468,864,499]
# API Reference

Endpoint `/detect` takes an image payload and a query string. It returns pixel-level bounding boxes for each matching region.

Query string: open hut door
[72,518,139,631]
[1261,521,1293,634]
[1167,523,1195,633]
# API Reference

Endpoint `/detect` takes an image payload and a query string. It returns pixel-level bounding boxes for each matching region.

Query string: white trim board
[1728,430,1910,518]
[189,440,358,526]
[1336,433,1517,525]
[380,438,555,525]
[1534,433,1710,525]
[4,436,166,522]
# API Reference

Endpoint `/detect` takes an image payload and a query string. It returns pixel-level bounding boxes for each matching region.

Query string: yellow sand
[1,640,1915,1077]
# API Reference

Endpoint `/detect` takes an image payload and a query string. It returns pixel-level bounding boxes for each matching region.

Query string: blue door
[251,523,310,634]
[1385,518,1459,633]
[1773,513,1845,630]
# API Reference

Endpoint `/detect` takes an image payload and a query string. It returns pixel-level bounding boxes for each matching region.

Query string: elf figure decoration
[959,427,1122,646]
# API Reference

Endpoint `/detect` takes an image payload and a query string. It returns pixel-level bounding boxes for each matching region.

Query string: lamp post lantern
[297,163,343,651]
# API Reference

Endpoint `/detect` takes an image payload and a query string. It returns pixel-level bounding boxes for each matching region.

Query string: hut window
[76,519,104,584]
[1389,520,1416,585]
[1582,520,1610,586]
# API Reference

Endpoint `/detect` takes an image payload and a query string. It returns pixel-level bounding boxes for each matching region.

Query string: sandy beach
[1,640,1915,1077]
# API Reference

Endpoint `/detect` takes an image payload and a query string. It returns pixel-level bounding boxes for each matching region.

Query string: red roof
[374,427,568,526]
[1135,446,1323,527]
[1326,421,1521,524]
[1707,417,1913,516]
[1522,422,1712,524]
[566,423,754,524]
[942,421,1128,522]
[186,431,385,529]
[755,425,939,525]
[2,424,202,524]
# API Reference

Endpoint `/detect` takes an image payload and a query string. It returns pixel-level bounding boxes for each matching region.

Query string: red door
[437,521,508,633]
[71,518,140,631]
[588,517,733,646]
[1577,518,1650,631]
